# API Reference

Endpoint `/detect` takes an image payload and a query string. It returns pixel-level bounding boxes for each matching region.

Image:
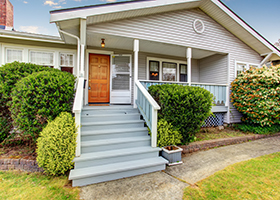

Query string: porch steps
[69,105,168,187]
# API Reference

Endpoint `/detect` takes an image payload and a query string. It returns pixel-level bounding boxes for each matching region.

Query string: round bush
[156,119,182,147]
[149,84,213,142]
[9,70,76,139]
[0,62,57,139]
[37,112,77,175]
[231,65,280,126]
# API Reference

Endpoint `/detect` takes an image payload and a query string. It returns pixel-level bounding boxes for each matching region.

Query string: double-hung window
[60,53,74,74]
[6,49,23,63]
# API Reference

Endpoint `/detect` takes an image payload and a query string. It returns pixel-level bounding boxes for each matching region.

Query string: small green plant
[149,84,213,142]
[156,119,183,147]
[234,123,280,135]
[9,70,76,140]
[36,112,77,175]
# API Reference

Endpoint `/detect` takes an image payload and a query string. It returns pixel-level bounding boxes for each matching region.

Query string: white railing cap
[73,77,84,113]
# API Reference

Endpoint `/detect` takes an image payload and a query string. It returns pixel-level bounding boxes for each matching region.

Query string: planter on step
[162,145,183,166]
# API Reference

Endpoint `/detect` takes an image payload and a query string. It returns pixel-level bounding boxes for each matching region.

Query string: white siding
[88,8,263,123]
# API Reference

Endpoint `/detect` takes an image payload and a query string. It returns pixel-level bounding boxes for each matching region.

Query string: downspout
[57,27,81,77]
[259,52,273,67]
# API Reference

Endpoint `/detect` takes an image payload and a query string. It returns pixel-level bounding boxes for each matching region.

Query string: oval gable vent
[193,19,205,34]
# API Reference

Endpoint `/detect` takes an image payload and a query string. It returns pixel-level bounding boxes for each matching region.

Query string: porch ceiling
[87,33,220,59]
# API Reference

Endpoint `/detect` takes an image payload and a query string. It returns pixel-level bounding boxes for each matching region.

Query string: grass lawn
[195,127,255,141]
[183,152,280,200]
[0,171,79,200]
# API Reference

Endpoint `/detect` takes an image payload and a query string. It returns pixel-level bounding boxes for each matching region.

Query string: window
[149,61,159,80]
[6,49,23,63]
[179,64,188,82]
[147,57,187,82]
[112,55,131,90]
[60,53,74,74]
[236,62,259,77]
[162,62,177,81]
[30,51,54,66]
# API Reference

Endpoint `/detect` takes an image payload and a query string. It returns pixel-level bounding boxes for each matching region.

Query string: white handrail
[135,80,160,110]
[135,80,160,148]
[140,80,228,87]
[73,77,84,157]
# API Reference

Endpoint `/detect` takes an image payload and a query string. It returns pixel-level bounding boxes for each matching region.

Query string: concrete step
[81,113,141,123]
[82,106,138,115]
[81,120,145,131]
[74,146,161,169]
[81,136,151,153]
[81,127,148,141]
[69,157,168,187]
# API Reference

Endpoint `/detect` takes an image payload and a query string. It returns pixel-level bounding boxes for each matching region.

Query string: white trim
[85,49,114,105]
[147,56,187,83]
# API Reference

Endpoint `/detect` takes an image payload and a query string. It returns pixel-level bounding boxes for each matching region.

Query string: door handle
[88,86,91,90]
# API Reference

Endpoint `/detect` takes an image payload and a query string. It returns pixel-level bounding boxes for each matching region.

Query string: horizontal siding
[199,54,227,84]
[88,8,263,123]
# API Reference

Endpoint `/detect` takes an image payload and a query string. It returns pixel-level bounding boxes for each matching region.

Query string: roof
[49,0,280,57]
[0,29,64,44]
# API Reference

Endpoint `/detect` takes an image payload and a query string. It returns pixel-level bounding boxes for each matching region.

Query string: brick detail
[0,0,13,28]
[0,158,44,173]
[179,133,280,154]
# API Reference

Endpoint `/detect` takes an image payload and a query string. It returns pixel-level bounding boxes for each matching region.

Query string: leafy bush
[149,84,213,142]
[0,62,57,140]
[231,65,280,126]
[156,119,182,147]
[234,123,280,135]
[36,112,77,175]
[9,70,76,139]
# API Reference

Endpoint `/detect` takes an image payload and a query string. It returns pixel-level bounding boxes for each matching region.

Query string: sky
[9,0,280,44]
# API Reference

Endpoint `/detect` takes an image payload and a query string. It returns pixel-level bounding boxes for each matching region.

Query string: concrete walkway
[80,136,280,200]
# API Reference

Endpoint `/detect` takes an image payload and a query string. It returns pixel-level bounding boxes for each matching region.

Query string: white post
[226,53,231,124]
[133,39,139,108]
[151,109,157,148]
[80,18,87,77]
[187,47,192,86]
[75,111,81,157]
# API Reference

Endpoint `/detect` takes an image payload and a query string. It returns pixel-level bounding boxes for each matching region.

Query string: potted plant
[162,145,183,166]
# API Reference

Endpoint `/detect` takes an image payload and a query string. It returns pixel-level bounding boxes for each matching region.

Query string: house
[1,0,280,186]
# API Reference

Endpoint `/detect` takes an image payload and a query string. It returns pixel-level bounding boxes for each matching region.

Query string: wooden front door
[88,54,110,103]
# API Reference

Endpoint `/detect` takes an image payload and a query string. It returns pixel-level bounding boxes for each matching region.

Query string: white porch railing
[73,77,84,157]
[135,80,160,148]
[140,80,228,106]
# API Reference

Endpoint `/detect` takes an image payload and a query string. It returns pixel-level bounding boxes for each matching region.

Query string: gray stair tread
[82,120,144,126]
[74,146,161,162]
[81,136,151,147]
[83,105,134,110]
[69,157,168,180]
[81,113,140,118]
[82,127,148,136]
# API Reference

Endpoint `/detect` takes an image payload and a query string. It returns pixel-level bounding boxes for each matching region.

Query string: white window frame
[29,50,54,66]
[235,61,259,77]
[59,52,75,68]
[5,48,23,63]
[146,57,187,82]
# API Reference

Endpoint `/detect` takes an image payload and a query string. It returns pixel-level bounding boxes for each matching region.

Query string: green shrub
[0,116,12,142]
[149,84,213,142]
[9,70,76,139]
[36,112,77,175]
[231,65,280,126]
[234,123,280,135]
[0,62,57,139]
[156,119,182,147]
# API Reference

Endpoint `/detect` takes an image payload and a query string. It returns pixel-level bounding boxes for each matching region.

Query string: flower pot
[162,145,183,166]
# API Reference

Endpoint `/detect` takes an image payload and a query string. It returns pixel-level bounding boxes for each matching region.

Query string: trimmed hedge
[0,62,57,140]
[156,119,182,147]
[37,112,77,175]
[149,84,213,142]
[231,65,280,126]
[9,70,76,139]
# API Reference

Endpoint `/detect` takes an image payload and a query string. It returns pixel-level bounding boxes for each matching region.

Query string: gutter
[57,26,81,77]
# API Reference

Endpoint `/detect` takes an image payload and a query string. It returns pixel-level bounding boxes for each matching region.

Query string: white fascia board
[50,0,201,22]
[211,0,280,57]
[0,34,65,44]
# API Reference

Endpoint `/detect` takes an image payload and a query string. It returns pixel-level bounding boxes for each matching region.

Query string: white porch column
[80,18,87,78]
[187,47,192,86]
[133,39,139,108]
